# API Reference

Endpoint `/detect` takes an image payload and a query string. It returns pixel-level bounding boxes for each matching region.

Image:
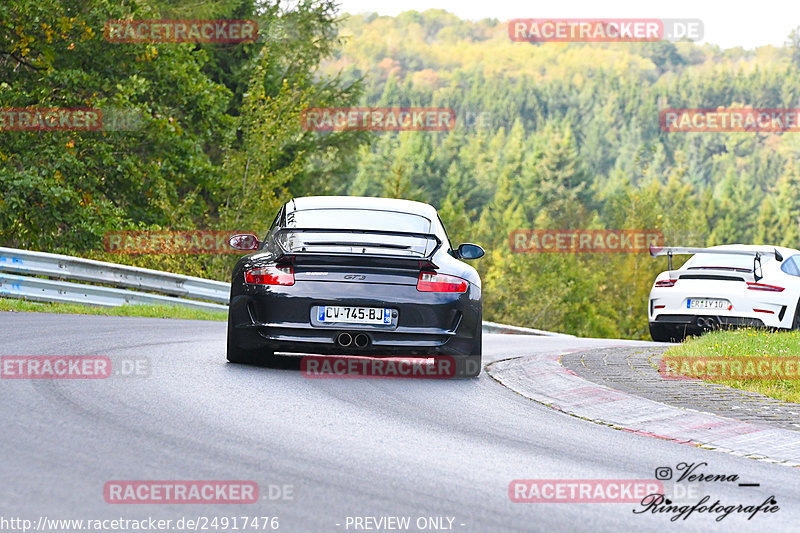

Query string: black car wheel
[227,314,276,366]
[454,321,482,378]
[454,355,482,378]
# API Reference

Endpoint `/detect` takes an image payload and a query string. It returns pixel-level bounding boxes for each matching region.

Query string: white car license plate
[318,306,392,324]
[688,298,728,310]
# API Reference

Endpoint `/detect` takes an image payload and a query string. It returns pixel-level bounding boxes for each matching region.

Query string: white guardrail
[0,247,229,311]
[0,247,570,334]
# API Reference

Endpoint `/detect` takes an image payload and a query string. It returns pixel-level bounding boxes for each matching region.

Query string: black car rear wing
[649,245,784,281]
[272,227,442,265]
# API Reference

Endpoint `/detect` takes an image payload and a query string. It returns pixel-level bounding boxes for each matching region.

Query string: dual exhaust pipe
[696,317,717,329]
[336,332,370,348]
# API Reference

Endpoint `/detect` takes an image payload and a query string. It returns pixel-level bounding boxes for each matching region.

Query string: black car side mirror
[455,243,485,260]
[229,234,260,251]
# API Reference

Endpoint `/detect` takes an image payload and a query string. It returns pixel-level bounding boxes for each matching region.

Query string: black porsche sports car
[226,196,485,377]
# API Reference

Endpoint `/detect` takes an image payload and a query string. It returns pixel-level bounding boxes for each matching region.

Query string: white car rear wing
[649,245,784,281]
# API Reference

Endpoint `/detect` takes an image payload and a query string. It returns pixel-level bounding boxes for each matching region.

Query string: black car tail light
[417,272,468,293]
[245,266,295,286]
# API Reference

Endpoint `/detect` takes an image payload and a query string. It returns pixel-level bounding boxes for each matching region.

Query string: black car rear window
[286,209,432,233]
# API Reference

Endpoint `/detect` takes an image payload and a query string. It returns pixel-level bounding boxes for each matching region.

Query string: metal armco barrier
[481,320,574,337]
[0,247,564,332]
[0,247,229,311]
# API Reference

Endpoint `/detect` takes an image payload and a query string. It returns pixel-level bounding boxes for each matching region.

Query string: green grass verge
[662,328,800,403]
[0,298,227,321]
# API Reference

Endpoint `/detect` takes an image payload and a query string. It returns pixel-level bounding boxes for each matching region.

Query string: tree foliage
[320,13,800,338]
[4,5,800,339]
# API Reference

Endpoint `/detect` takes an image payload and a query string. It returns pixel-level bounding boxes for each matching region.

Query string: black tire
[226,315,276,366]
[649,323,683,343]
[472,319,482,356]
[454,354,482,378]
[226,335,276,366]
[454,322,482,378]
[792,300,800,330]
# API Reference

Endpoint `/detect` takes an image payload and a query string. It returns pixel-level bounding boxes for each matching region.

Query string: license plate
[688,298,729,310]
[318,306,392,324]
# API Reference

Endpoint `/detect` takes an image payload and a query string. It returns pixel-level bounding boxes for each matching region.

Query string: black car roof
[286,196,438,218]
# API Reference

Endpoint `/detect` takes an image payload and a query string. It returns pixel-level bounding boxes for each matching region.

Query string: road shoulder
[487,346,800,467]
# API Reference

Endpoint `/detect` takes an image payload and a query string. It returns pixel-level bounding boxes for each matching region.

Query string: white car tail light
[746,282,784,292]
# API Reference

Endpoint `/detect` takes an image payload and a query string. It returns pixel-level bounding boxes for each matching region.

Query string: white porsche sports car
[648,244,800,342]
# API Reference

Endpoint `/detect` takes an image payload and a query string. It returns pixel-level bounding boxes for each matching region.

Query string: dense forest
[3,2,800,338]
[320,11,800,338]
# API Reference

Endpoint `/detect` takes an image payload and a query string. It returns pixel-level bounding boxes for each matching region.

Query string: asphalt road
[1,312,799,532]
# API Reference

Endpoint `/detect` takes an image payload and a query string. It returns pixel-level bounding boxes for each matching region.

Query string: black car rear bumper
[228,281,481,356]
